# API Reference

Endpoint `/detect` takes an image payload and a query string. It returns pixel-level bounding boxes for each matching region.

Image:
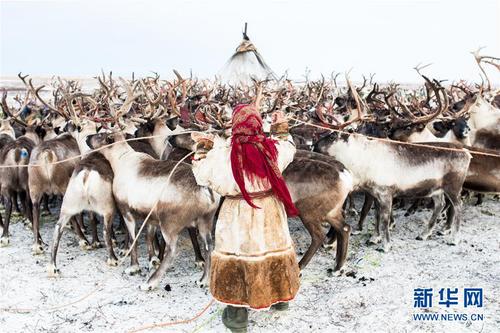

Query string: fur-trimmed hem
[215,295,296,311]
[210,248,300,309]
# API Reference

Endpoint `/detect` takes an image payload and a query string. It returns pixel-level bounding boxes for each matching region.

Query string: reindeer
[48,76,165,274]
[28,132,88,254]
[314,78,472,251]
[0,125,43,246]
[15,74,92,254]
[47,149,115,275]
[388,74,470,145]
[315,132,472,250]
[0,90,45,246]
[86,131,219,290]
[447,51,500,151]
[285,150,353,271]
[464,94,500,150]
[45,118,112,271]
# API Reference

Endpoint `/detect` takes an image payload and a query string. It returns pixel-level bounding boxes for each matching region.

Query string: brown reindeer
[86,132,219,290]
[0,127,43,246]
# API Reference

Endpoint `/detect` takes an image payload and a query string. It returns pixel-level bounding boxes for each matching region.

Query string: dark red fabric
[230,104,298,217]
[180,106,191,126]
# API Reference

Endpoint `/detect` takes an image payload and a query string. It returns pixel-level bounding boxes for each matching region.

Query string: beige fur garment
[192,135,300,309]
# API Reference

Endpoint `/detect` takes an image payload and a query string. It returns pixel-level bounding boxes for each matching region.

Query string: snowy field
[0,194,498,333]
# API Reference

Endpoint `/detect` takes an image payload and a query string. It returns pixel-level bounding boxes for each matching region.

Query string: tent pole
[243,22,248,40]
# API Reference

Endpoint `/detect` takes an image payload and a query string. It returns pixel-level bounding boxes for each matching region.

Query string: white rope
[290,117,500,158]
[0,130,210,169]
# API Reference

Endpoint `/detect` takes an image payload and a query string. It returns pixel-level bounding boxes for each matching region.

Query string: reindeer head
[390,123,426,141]
[134,120,156,138]
[86,131,125,150]
[432,117,470,139]
[313,131,350,154]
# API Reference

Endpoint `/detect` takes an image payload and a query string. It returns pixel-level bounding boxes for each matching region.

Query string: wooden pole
[243,22,249,40]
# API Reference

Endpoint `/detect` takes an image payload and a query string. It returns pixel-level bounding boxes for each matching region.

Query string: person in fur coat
[192,104,300,332]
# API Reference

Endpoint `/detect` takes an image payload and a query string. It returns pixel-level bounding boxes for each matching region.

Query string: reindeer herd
[0,55,499,291]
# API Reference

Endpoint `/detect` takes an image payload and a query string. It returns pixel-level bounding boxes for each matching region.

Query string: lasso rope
[289,117,500,158]
[0,131,204,169]
[128,299,216,333]
[1,119,497,171]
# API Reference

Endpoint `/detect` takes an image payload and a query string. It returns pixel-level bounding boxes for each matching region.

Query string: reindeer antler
[472,47,500,91]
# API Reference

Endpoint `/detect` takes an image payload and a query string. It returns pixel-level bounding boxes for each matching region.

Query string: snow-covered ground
[0,195,498,333]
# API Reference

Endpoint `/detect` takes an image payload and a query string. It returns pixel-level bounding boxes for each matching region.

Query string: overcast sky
[1,0,499,83]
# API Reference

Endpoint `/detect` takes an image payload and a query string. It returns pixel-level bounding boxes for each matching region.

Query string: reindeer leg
[71,215,91,250]
[475,193,483,206]
[103,212,119,267]
[146,224,160,270]
[77,212,86,234]
[42,194,51,216]
[157,233,165,260]
[122,213,140,275]
[405,199,423,217]
[417,194,444,241]
[47,213,72,276]
[347,194,357,216]
[118,226,131,257]
[379,198,393,252]
[114,212,129,255]
[140,224,179,291]
[445,195,462,245]
[196,214,215,288]
[368,198,383,245]
[89,212,101,248]
[188,227,205,268]
[20,191,32,223]
[326,210,351,273]
[117,212,126,235]
[31,196,44,255]
[13,193,20,214]
[110,222,117,246]
[109,212,120,246]
[323,227,337,249]
[298,212,326,270]
[354,193,374,234]
[0,194,13,247]
[0,196,4,231]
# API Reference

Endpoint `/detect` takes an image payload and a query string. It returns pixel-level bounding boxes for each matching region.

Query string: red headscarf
[230,104,298,217]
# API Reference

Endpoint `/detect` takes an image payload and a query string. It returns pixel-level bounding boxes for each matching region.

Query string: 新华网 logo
[412,288,484,322]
